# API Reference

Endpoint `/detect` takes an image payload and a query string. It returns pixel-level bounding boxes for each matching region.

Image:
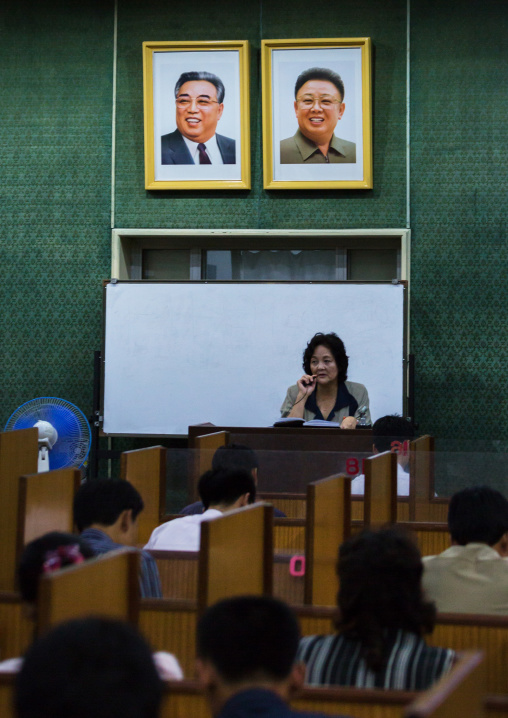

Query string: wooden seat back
[409,435,448,522]
[397,522,450,557]
[149,549,199,600]
[364,450,397,526]
[403,650,484,718]
[198,502,273,612]
[17,468,81,551]
[304,473,351,606]
[120,445,166,544]
[0,591,33,661]
[428,612,508,694]
[36,547,140,636]
[193,430,229,484]
[0,428,39,591]
[259,491,306,518]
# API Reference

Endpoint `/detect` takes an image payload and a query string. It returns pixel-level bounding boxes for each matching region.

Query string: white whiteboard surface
[103,282,405,435]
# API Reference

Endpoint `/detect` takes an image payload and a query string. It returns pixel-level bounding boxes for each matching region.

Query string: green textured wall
[1,0,506,450]
[410,0,507,447]
[0,1,113,425]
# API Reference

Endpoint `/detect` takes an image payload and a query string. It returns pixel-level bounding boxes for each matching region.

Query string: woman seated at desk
[280,331,371,428]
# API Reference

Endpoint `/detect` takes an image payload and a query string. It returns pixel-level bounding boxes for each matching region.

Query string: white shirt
[351,462,410,496]
[144,509,222,552]
[182,134,224,164]
[422,543,508,615]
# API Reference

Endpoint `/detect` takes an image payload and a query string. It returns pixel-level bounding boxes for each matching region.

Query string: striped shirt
[81,528,162,599]
[297,630,455,690]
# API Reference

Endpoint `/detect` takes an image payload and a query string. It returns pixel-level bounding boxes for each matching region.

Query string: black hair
[17,531,95,603]
[197,595,300,683]
[73,479,144,532]
[211,443,259,473]
[448,486,508,546]
[198,468,256,510]
[302,332,348,383]
[15,617,162,718]
[294,67,345,101]
[372,415,415,453]
[336,527,435,671]
[174,71,225,103]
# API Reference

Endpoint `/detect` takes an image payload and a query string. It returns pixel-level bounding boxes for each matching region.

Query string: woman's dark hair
[302,332,348,383]
[17,531,94,603]
[336,527,436,671]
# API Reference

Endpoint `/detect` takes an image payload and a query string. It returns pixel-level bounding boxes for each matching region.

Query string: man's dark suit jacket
[161,129,236,165]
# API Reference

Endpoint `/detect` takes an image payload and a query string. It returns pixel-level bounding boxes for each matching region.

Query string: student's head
[302,332,348,383]
[198,468,256,511]
[17,531,94,606]
[336,527,435,670]
[15,617,162,718]
[372,415,415,453]
[448,486,508,549]
[174,71,225,144]
[73,479,144,545]
[293,68,346,145]
[196,595,303,711]
[212,443,259,480]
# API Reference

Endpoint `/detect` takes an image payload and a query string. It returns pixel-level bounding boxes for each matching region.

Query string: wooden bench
[0,548,140,664]
[0,428,39,591]
[157,650,484,718]
[0,648,486,718]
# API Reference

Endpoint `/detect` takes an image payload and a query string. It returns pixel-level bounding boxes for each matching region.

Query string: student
[350,414,415,496]
[145,467,255,551]
[180,443,286,517]
[298,527,455,690]
[73,479,162,598]
[0,531,182,679]
[196,595,350,718]
[15,617,162,718]
[422,486,508,614]
[0,531,93,673]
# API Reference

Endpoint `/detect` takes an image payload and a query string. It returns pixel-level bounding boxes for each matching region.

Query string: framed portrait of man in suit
[261,38,372,190]
[143,41,250,190]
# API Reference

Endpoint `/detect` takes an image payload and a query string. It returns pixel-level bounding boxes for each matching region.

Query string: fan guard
[4,397,91,470]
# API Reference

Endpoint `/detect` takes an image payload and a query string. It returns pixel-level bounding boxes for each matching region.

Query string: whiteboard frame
[101,280,408,437]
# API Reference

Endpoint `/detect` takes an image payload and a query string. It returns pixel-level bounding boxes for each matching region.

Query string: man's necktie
[197,143,211,164]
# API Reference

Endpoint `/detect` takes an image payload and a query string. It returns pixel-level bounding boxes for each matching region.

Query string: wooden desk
[189,425,373,496]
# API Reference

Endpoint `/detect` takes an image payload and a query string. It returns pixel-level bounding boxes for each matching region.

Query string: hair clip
[42,544,85,574]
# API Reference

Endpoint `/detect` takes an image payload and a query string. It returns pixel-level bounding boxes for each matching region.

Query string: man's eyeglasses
[296,95,342,109]
[176,97,219,109]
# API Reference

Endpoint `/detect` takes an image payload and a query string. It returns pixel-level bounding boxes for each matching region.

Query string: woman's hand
[296,374,317,398]
[340,416,358,430]
[287,375,317,418]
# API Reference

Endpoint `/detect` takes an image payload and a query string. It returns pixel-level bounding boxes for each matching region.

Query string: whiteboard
[102,282,405,435]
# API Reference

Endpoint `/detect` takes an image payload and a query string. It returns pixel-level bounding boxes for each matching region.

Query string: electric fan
[4,397,91,472]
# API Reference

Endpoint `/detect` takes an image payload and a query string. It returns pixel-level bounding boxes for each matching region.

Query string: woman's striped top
[297,629,455,691]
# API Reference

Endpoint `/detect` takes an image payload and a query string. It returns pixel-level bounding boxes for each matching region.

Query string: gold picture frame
[261,38,372,190]
[143,40,250,190]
